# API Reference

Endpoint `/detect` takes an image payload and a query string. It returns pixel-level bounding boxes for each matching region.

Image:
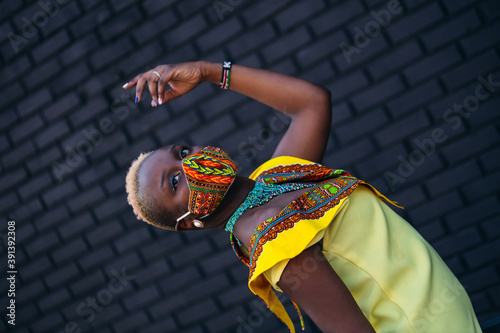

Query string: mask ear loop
[175,212,190,231]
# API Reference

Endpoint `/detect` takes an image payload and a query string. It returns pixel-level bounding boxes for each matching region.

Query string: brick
[9,114,44,143]
[183,273,230,302]
[134,260,170,285]
[417,220,445,242]
[113,136,156,168]
[163,14,208,48]
[323,138,376,169]
[1,140,36,168]
[44,263,80,288]
[86,218,124,248]
[1,78,24,110]
[441,50,499,91]
[480,146,500,173]
[386,2,444,43]
[408,191,462,225]
[261,27,310,64]
[445,197,500,232]
[35,120,70,148]
[123,285,161,312]
[93,193,128,220]
[103,252,142,274]
[227,23,276,59]
[42,179,78,206]
[117,41,164,77]
[275,0,325,31]
[69,270,106,297]
[403,45,462,86]
[441,125,500,165]
[37,204,70,231]
[32,30,70,63]
[77,158,115,187]
[139,235,183,261]
[41,1,81,36]
[112,311,150,333]
[90,131,128,161]
[21,255,53,281]
[367,40,423,80]
[0,168,26,191]
[479,0,500,22]
[60,34,99,66]
[376,111,429,146]
[17,279,45,303]
[338,107,388,144]
[51,62,92,95]
[198,90,248,119]
[460,20,500,57]
[149,293,188,319]
[69,97,108,127]
[441,0,476,14]
[10,199,44,221]
[114,227,151,253]
[132,10,179,44]
[242,0,289,27]
[70,4,111,37]
[190,114,236,144]
[18,172,52,200]
[422,10,481,52]
[90,37,133,70]
[469,95,500,130]
[196,17,243,53]
[335,32,389,71]
[425,159,481,198]
[142,317,178,333]
[460,265,499,292]
[387,80,442,119]
[310,0,364,36]
[59,212,95,241]
[178,299,219,326]
[30,311,65,332]
[464,238,500,270]
[0,55,31,85]
[356,143,407,179]
[67,185,105,213]
[0,193,18,212]
[297,30,348,69]
[79,245,115,271]
[433,227,482,258]
[0,109,18,132]
[206,305,247,333]
[43,93,79,121]
[170,240,213,268]
[24,58,62,91]
[351,75,404,111]
[142,0,176,16]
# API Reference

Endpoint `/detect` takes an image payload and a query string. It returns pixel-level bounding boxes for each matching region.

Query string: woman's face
[137,144,204,221]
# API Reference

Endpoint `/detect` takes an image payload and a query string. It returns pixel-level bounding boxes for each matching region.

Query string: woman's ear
[175,214,204,231]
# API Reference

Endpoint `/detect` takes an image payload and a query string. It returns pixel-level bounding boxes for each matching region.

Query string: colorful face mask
[177,146,237,221]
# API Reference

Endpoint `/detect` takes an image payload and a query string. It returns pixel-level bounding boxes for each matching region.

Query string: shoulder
[249,156,317,180]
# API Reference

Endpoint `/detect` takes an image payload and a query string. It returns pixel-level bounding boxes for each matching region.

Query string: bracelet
[219,61,232,89]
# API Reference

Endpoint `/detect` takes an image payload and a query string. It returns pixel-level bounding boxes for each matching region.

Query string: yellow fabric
[246,156,481,333]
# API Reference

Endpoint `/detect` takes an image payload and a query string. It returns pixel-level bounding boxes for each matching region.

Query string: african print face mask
[177,146,237,221]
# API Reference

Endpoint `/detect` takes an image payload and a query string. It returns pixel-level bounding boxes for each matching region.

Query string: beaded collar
[224,182,314,233]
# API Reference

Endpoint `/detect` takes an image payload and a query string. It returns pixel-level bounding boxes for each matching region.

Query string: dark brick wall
[1,0,499,332]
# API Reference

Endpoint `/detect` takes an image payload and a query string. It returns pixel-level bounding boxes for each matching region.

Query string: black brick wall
[1,0,499,332]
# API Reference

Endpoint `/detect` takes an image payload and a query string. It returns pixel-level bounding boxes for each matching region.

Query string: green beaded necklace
[225,182,314,233]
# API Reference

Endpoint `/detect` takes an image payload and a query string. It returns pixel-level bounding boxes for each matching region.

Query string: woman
[123,61,481,332]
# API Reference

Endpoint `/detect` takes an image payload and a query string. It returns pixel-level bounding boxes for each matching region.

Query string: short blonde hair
[126,151,153,223]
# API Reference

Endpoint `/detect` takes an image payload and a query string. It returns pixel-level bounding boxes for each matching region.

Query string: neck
[202,175,256,230]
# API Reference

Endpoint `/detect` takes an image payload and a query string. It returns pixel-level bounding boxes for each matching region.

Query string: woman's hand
[122,61,207,107]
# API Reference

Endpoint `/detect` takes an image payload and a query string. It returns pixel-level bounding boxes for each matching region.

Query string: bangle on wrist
[220,61,232,89]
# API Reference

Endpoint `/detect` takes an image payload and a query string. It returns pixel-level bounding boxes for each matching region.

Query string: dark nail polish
[135,96,138,103]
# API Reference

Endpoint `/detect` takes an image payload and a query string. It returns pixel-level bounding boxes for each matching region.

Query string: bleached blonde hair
[125,151,176,230]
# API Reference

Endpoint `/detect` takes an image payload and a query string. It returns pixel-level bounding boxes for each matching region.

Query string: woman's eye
[170,174,179,191]
[180,147,189,159]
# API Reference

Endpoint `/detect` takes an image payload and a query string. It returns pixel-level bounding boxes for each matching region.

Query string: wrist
[200,61,222,84]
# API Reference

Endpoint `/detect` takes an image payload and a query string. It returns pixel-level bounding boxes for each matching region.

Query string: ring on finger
[153,71,161,79]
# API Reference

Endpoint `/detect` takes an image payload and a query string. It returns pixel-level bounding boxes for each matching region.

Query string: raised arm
[278,244,375,333]
[123,61,332,163]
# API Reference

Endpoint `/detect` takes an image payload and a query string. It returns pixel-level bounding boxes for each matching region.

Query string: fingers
[135,73,150,103]
[157,66,174,105]
[147,74,159,107]
[122,76,138,89]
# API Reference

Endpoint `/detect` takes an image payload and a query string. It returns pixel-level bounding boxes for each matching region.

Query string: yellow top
[235,156,481,333]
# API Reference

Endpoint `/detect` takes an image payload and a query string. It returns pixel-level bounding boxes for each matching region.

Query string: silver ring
[153,71,161,79]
